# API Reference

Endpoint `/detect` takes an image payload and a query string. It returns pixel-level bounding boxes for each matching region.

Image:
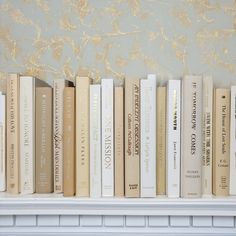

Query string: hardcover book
[36,87,53,193]
[125,78,140,197]
[213,88,230,196]
[140,74,157,197]
[181,75,202,198]
[166,80,181,198]
[101,79,114,197]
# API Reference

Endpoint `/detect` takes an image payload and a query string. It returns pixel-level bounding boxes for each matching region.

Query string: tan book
[36,87,53,193]
[76,76,91,197]
[125,78,140,197]
[156,87,166,195]
[6,73,20,194]
[213,88,230,196]
[63,87,75,196]
[115,87,124,197]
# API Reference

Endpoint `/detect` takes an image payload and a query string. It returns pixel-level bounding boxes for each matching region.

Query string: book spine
[202,76,213,196]
[0,93,6,191]
[36,88,53,193]
[90,85,102,198]
[125,78,140,197]
[7,74,19,194]
[101,79,114,197]
[213,89,230,196]
[166,80,181,198]
[63,87,75,196]
[140,75,156,197]
[20,76,35,194]
[53,80,65,193]
[115,87,124,197]
[156,87,166,195]
[181,75,202,198]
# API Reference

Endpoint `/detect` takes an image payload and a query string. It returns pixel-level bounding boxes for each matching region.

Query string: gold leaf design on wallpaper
[128,0,140,16]
[60,15,77,31]
[63,58,75,81]
[36,0,49,13]
[116,56,128,67]
[172,8,191,27]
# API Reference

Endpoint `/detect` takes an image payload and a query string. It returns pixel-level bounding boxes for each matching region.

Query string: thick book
[0,92,6,191]
[115,87,124,197]
[36,87,53,193]
[20,76,48,194]
[166,80,181,198]
[181,75,202,198]
[140,74,157,197]
[230,86,236,195]
[7,74,20,194]
[125,78,140,197]
[76,76,91,197]
[202,76,213,196]
[101,79,114,197]
[156,86,166,195]
[213,88,230,196]
[53,79,73,193]
[90,84,102,198]
[63,87,75,197]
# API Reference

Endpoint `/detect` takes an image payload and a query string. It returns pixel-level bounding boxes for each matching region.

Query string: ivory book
[156,87,166,195]
[7,74,20,194]
[36,87,53,193]
[230,86,236,195]
[76,76,91,197]
[115,87,124,197]
[101,79,114,197]
[181,75,202,198]
[0,92,6,191]
[125,78,140,197]
[140,74,157,197]
[90,84,101,198]
[166,80,181,198]
[63,87,75,197]
[213,88,230,196]
[202,76,213,196]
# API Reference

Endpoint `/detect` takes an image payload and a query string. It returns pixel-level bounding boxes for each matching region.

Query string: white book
[101,79,114,197]
[166,80,181,198]
[202,76,213,196]
[140,74,157,197]
[0,92,6,191]
[230,86,236,195]
[90,84,102,198]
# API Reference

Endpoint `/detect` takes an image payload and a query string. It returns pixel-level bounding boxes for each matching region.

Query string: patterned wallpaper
[0,0,236,87]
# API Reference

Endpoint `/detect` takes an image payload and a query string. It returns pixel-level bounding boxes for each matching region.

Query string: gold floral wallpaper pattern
[0,0,236,86]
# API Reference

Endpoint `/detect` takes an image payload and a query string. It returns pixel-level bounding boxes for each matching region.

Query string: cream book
[101,79,114,197]
[202,76,213,196]
[125,78,140,197]
[63,87,75,197]
[90,84,102,198]
[36,87,53,193]
[76,76,91,197]
[181,75,202,198]
[166,80,181,198]
[7,74,20,194]
[115,87,124,197]
[213,88,230,196]
[140,74,157,197]
[230,86,236,195]
[53,79,73,193]
[156,87,166,195]
[0,92,6,191]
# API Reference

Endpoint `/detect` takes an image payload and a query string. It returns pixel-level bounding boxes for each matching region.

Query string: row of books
[0,74,235,198]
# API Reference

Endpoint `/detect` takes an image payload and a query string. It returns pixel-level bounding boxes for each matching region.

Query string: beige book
[7,73,20,194]
[63,87,75,197]
[76,76,91,197]
[115,87,124,197]
[213,88,230,196]
[125,78,140,197]
[156,87,166,195]
[36,87,53,193]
